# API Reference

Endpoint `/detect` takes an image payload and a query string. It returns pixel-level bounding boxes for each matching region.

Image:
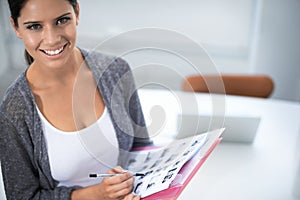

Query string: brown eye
[57,17,71,25]
[27,24,42,31]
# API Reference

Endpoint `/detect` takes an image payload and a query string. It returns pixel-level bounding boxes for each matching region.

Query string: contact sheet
[124,133,208,198]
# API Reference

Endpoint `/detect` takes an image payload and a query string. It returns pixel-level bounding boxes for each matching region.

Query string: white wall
[77,0,255,73]
[76,0,258,91]
[1,0,300,101]
[0,0,26,99]
[76,0,300,101]
[0,28,8,76]
[254,0,300,101]
[0,0,9,75]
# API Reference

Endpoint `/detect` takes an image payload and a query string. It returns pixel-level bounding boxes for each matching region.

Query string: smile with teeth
[42,45,66,56]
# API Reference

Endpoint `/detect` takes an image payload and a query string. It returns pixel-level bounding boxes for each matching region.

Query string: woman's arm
[114,58,153,148]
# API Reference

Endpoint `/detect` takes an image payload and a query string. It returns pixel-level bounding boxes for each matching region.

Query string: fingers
[103,174,134,194]
[123,193,140,200]
[100,166,135,198]
[108,166,126,174]
[98,166,138,199]
[104,171,133,186]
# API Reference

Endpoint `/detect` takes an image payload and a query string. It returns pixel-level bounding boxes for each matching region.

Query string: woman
[0,0,152,199]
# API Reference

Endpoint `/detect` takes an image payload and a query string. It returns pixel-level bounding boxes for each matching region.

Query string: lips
[41,43,67,56]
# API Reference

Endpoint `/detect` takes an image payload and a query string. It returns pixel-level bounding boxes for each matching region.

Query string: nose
[42,26,61,46]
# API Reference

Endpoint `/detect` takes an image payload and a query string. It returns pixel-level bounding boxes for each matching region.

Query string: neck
[26,48,84,89]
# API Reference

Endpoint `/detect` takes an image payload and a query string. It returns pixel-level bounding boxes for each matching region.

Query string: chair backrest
[182,74,274,98]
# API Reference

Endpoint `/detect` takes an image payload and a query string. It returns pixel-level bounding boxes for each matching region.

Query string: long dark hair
[7,0,78,65]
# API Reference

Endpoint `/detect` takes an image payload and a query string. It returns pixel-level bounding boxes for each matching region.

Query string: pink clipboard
[141,138,222,200]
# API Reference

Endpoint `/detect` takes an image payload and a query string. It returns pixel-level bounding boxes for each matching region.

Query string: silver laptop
[176,114,261,143]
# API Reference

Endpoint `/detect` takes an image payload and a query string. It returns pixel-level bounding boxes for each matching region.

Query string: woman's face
[12,0,79,68]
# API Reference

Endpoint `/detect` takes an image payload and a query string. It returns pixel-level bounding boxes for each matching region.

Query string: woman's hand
[97,166,135,199]
[71,166,139,200]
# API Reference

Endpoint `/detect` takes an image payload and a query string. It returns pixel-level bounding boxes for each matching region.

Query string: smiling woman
[10,0,79,69]
[0,0,152,199]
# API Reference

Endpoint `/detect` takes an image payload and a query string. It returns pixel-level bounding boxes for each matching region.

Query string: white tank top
[36,107,119,187]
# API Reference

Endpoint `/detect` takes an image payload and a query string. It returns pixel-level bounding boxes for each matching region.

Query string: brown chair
[182,74,274,98]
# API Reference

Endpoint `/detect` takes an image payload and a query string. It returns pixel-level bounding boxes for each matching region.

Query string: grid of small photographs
[125,133,208,198]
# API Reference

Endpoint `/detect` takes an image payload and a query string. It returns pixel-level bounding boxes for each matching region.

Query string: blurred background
[0,0,300,101]
[1,1,300,200]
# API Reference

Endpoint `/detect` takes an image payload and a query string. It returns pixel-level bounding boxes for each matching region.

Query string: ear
[75,2,80,26]
[10,17,22,39]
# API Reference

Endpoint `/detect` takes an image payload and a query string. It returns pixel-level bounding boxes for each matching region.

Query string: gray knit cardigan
[0,48,152,200]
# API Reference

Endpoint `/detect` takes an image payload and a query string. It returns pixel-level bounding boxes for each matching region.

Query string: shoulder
[80,48,131,77]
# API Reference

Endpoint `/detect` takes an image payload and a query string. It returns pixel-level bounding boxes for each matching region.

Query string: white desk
[138,89,300,200]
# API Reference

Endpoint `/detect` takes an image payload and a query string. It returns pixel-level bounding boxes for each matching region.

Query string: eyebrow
[23,12,72,25]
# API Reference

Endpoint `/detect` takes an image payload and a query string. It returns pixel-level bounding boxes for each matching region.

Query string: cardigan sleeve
[114,58,153,148]
[0,113,78,200]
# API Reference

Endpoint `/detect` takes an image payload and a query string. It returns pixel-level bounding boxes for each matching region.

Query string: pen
[89,172,145,178]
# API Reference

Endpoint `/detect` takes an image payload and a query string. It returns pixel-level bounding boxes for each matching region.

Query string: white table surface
[138,89,300,200]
